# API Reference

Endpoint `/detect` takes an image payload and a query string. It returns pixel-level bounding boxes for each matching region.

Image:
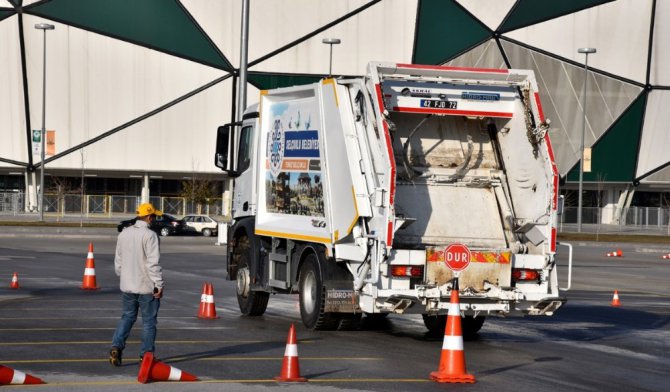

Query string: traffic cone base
[611,290,621,307]
[0,365,44,385]
[10,272,19,289]
[430,371,475,383]
[197,282,219,319]
[137,352,198,383]
[275,324,307,382]
[81,242,99,290]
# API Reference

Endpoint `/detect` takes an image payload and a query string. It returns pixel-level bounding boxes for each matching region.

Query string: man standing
[109,202,164,366]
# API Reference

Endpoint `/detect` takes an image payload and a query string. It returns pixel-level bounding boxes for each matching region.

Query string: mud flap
[324,287,361,313]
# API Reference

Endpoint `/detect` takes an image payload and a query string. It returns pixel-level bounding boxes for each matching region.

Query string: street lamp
[35,23,55,222]
[577,47,596,233]
[322,38,341,77]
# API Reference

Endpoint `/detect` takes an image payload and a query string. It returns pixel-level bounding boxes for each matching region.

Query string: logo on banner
[32,130,41,155]
[268,119,285,178]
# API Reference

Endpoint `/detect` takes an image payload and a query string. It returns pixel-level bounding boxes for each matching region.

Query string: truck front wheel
[298,253,339,330]
[235,239,269,316]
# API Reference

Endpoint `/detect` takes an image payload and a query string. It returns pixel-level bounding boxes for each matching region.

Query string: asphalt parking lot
[1,228,669,391]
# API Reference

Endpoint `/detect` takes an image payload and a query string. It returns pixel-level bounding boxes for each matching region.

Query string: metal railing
[2,190,668,234]
[559,206,670,234]
[0,191,224,219]
[0,191,24,215]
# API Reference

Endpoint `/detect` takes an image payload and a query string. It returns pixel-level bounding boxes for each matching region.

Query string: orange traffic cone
[137,352,198,383]
[0,365,44,385]
[274,324,307,382]
[611,290,621,307]
[81,242,99,290]
[606,249,623,257]
[430,278,475,383]
[10,272,19,289]
[197,283,219,319]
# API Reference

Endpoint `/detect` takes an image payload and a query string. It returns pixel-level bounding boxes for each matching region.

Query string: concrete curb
[0,226,116,239]
[558,240,670,252]
[0,234,115,239]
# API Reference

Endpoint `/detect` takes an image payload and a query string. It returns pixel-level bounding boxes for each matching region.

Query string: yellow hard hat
[136,203,162,217]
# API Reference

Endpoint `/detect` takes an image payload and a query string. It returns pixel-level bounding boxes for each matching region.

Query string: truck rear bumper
[367,282,566,316]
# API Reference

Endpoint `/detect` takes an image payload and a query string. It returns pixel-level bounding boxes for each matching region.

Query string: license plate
[421,99,457,109]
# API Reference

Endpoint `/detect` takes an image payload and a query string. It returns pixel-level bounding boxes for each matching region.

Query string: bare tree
[46,176,82,221]
[180,175,217,215]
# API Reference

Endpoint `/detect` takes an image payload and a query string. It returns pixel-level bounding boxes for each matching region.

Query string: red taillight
[391,265,424,278]
[512,268,540,281]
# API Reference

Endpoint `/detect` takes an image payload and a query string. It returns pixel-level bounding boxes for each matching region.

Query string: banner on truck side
[264,101,324,218]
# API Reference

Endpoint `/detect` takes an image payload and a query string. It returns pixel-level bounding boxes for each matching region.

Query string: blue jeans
[111,292,160,356]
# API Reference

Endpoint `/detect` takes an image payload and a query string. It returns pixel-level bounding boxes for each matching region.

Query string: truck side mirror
[215,125,230,171]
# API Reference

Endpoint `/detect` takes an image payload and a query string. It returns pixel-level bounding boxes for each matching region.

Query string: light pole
[236,0,249,123]
[577,47,596,233]
[322,38,341,76]
[35,23,55,222]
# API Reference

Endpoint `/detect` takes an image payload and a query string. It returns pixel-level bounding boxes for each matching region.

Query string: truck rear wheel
[422,314,485,340]
[422,314,446,336]
[298,253,339,330]
[462,315,486,339]
[235,237,269,316]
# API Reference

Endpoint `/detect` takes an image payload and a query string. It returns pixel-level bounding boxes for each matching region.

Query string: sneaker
[109,347,122,367]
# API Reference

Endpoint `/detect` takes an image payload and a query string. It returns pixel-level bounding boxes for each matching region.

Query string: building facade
[1,0,668,221]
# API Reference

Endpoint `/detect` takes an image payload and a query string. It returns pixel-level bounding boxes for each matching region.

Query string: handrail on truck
[556,242,573,291]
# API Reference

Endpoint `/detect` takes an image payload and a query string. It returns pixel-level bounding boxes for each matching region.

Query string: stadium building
[0,0,668,223]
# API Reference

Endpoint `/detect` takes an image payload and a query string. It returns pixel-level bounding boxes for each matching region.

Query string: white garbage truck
[215,62,571,335]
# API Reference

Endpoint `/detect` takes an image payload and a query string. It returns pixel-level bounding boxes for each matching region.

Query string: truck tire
[298,253,339,330]
[235,238,269,316]
[422,314,485,340]
[422,314,447,336]
[461,315,486,340]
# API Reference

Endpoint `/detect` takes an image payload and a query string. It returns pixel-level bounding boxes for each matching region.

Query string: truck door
[214,119,257,218]
[231,124,255,218]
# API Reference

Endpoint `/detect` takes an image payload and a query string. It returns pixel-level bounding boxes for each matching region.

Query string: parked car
[117,214,184,237]
[181,214,218,237]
